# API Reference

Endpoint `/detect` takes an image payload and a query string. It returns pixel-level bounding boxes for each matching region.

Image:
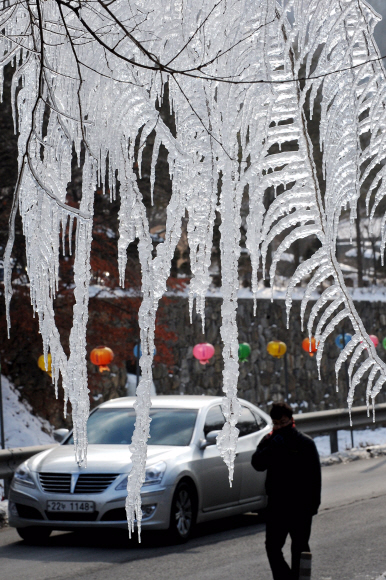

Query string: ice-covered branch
[3,0,386,542]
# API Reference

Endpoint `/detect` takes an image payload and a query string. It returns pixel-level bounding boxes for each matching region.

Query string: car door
[237,406,269,504]
[196,404,242,511]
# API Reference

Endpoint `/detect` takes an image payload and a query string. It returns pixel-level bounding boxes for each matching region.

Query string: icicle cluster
[2,0,386,538]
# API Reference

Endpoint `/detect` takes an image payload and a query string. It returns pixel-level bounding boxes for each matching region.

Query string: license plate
[46,500,95,513]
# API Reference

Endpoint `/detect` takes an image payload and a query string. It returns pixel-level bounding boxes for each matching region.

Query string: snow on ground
[1,375,56,448]
[88,284,141,298]
[314,427,386,457]
[0,375,56,506]
[164,278,386,302]
[0,499,7,527]
[312,427,386,468]
[319,443,386,467]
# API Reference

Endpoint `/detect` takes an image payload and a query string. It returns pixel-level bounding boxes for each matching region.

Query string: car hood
[28,444,187,474]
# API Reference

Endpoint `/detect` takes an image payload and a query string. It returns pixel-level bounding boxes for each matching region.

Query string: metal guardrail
[295,403,386,435]
[0,445,56,496]
[295,403,386,453]
[1,404,386,496]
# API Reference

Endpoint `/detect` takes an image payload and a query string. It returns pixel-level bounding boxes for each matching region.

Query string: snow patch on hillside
[0,375,56,506]
[1,375,55,448]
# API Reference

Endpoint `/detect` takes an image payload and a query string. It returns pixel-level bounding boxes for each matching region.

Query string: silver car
[8,395,271,543]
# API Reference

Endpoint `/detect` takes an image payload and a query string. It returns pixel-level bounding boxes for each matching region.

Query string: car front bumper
[8,483,174,531]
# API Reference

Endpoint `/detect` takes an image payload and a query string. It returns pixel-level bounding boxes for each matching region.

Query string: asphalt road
[1,457,386,580]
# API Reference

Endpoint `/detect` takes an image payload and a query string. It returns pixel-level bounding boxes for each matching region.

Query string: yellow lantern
[267,341,287,359]
[38,353,52,377]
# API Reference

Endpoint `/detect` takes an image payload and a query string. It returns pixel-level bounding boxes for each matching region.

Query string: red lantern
[302,337,317,357]
[193,343,215,365]
[369,335,379,348]
[90,346,114,372]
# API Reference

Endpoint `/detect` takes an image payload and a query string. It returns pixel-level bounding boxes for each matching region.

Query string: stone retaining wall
[6,295,386,428]
[152,297,386,413]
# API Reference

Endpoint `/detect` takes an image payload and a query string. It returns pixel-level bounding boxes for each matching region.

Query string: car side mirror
[53,428,70,443]
[200,430,221,449]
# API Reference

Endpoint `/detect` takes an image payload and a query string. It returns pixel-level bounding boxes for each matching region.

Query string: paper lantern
[90,346,114,372]
[267,341,287,359]
[369,335,379,348]
[382,337,386,350]
[335,333,352,350]
[238,343,251,362]
[133,343,157,358]
[193,343,215,365]
[38,353,52,377]
[302,337,317,357]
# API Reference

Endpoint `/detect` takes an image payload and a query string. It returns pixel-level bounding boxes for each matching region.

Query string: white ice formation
[2,0,386,538]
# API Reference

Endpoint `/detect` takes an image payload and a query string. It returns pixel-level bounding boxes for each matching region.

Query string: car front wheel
[17,526,52,544]
[168,481,196,543]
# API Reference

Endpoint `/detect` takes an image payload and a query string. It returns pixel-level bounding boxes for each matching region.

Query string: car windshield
[65,408,198,446]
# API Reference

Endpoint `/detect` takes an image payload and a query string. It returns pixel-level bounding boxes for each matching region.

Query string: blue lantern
[133,343,157,358]
[335,333,352,350]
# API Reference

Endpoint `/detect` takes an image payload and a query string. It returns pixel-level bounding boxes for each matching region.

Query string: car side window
[204,405,266,439]
[204,405,225,437]
[237,406,259,437]
[251,410,268,430]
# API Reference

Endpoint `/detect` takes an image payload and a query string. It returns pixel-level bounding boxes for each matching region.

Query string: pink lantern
[369,335,379,348]
[193,343,215,365]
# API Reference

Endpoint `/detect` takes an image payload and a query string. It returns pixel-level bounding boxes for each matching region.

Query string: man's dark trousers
[265,507,313,580]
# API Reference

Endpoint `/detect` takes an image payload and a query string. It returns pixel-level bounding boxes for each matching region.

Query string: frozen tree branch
[2,0,386,541]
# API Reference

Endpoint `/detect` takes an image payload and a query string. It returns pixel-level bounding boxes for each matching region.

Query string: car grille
[39,473,119,494]
[75,474,118,493]
[39,473,71,493]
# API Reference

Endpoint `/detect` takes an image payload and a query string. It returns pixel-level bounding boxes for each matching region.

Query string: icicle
[61,213,67,256]
[150,135,161,206]
[68,216,74,256]
[216,165,243,484]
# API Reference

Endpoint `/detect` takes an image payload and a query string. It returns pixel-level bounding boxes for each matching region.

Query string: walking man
[251,402,321,580]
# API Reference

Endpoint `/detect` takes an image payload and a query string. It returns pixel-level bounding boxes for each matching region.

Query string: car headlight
[143,461,166,486]
[13,463,36,488]
[115,461,166,491]
[115,476,129,491]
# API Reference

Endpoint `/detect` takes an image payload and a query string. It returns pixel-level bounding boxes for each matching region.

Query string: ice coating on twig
[307,286,341,341]
[335,334,361,388]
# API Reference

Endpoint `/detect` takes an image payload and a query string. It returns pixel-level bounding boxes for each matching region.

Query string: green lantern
[238,342,251,362]
[382,337,386,350]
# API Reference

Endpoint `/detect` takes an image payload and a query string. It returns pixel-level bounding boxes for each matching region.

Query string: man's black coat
[251,423,321,515]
